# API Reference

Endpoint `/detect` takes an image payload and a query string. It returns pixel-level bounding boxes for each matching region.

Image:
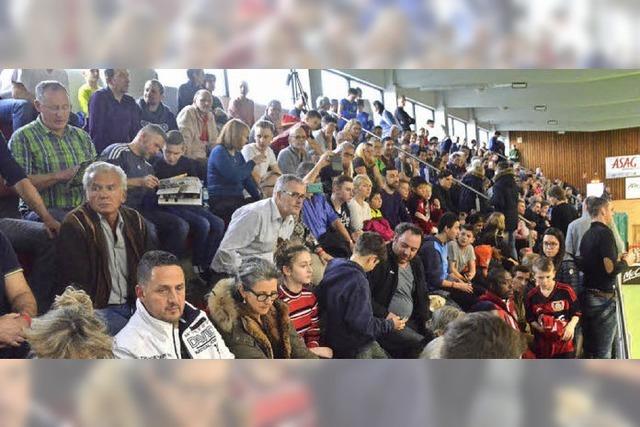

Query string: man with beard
[380,166,411,229]
[367,223,432,358]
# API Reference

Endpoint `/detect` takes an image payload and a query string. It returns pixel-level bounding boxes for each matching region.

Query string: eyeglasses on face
[543,241,559,247]
[246,288,279,302]
[281,190,306,200]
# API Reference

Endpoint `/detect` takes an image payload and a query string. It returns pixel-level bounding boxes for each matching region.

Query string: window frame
[324,69,385,105]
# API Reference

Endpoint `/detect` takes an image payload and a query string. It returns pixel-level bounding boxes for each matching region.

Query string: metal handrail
[615,275,631,359]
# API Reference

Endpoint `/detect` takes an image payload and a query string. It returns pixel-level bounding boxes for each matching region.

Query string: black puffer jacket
[490,169,520,232]
[458,172,488,213]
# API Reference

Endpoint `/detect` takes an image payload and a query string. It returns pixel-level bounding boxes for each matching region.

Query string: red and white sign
[605,155,640,179]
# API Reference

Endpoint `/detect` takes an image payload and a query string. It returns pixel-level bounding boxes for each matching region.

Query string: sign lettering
[606,155,640,179]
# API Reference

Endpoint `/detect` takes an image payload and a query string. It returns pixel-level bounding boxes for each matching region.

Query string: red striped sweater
[278,284,321,348]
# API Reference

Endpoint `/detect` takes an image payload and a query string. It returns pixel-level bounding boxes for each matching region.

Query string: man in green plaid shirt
[9,81,97,221]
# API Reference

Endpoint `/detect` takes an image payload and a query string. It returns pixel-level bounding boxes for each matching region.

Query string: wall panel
[511,129,640,200]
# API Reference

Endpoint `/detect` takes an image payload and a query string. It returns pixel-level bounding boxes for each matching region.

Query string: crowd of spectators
[0,68,631,359]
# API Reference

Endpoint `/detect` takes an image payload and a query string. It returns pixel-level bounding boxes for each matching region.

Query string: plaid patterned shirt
[9,116,96,211]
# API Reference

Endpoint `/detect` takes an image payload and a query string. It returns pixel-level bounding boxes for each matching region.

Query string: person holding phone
[318,141,355,195]
[298,153,354,258]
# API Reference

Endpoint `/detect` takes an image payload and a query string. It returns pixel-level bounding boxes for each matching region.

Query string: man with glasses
[277,123,311,175]
[114,250,233,358]
[9,80,96,222]
[315,232,406,358]
[211,175,305,276]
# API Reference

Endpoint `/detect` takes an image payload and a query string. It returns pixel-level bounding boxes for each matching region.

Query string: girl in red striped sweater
[275,242,334,358]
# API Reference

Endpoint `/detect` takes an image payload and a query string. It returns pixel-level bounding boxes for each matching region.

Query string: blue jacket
[439,137,452,155]
[356,111,373,132]
[315,259,393,358]
[207,145,260,200]
[338,99,358,130]
[379,110,397,134]
[419,235,448,290]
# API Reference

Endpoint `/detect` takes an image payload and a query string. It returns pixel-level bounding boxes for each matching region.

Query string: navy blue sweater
[419,235,448,291]
[380,190,411,229]
[315,259,393,358]
[207,145,260,200]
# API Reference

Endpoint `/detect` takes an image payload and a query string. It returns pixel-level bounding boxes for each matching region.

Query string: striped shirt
[9,116,96,211]
[100,143,154,210]
[278,283,321,348]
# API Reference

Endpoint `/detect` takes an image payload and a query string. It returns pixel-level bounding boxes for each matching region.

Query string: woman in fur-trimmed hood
[458,159,489,214]
[207,257,317,359]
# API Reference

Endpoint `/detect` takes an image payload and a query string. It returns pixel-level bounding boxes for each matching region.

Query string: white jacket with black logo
[113,299,234,359]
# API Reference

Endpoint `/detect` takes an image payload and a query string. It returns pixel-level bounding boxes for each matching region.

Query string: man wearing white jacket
[114,250,234,359]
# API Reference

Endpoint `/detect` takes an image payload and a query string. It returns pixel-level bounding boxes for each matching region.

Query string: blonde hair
[342,119,361,140]
[218,118,250,150]
[353,174,372,189]
[26,287,114,359]
[486,212,506,231]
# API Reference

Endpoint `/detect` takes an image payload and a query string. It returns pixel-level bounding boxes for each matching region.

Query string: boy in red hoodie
[525,256,581,358]
[406,177,441,235]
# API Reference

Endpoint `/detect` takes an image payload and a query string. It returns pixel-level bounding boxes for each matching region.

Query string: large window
[321,70,350,102]
[448,115,468,140]
[478,128,490,146]
[350,80,383,105]
[155,68,227,97]
[322,69,384,108]
[226,69,310,110]
[414,104,435,129]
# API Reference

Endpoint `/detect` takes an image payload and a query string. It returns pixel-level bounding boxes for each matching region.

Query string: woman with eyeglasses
[540,228,580,296]
[208,257,318,359]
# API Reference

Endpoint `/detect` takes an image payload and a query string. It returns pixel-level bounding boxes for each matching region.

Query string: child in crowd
[525,257,581,358]
[458,211,467,225]
[466,212,485,237]
[369,191,384,219]
[447,224,477,283]
[275,242,333,358]
[406,177,439,235]
[153,130,225,281]
[362,190,394,241]
[398,179,410,203]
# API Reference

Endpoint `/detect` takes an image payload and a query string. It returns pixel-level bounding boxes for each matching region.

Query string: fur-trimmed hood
[493,168,516,182]
[207,279,295,359]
